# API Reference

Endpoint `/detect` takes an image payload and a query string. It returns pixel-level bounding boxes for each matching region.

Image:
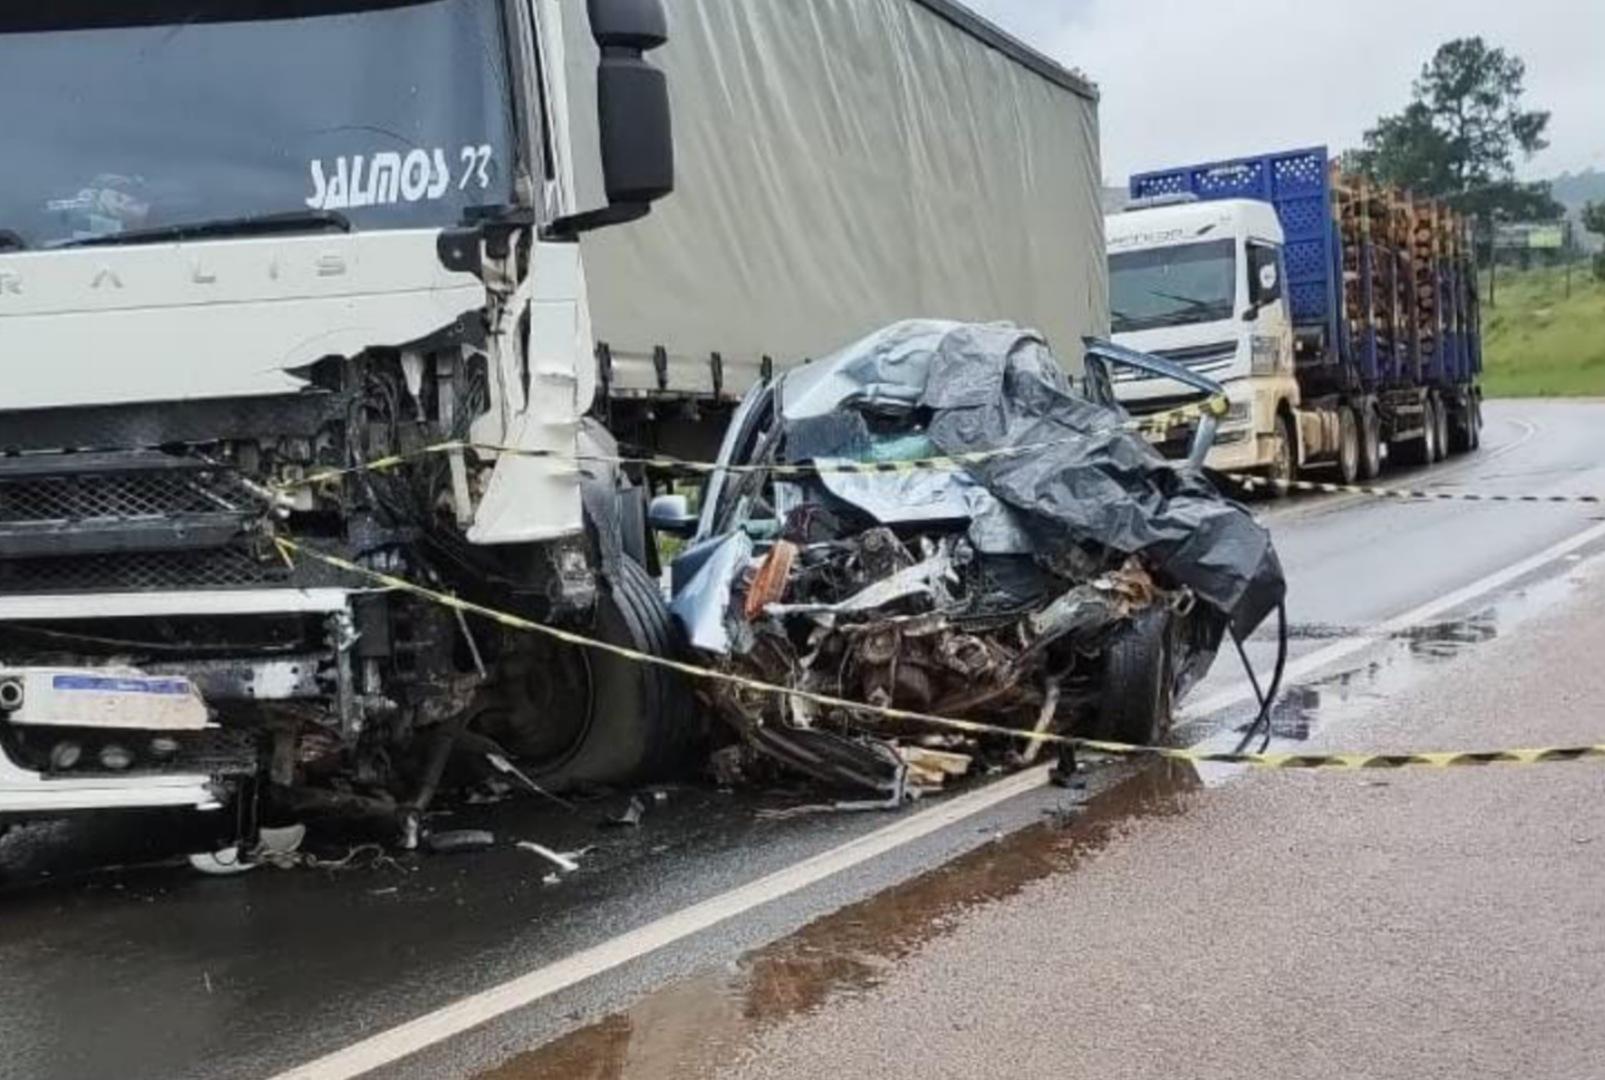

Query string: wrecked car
[657,321,1285,797]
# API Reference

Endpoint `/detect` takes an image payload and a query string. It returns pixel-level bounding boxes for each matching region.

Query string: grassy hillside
[1481,265,1605,398]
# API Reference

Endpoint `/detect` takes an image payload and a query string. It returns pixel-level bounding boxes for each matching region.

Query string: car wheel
[1094,608,1175,747]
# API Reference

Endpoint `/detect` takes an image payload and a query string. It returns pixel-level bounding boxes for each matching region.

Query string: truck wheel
[487,556,696,789]
[1398,400,1435,468]
[1469,398,1482,451]
[1094,608,1174,747]
[1447,402,1473,454]
[1265,413,1296,497]
[1336,405,1361,486]
[1357,405,1383,480]
[1433,395,1451,461]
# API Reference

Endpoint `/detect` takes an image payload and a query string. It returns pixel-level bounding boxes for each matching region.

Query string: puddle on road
[476,763,1200,1080]
[1244,566,1582,748]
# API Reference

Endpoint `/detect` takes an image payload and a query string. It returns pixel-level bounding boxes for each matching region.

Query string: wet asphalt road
[3,400,1605,1080]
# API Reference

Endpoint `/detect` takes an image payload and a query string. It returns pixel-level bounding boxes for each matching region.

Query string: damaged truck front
[0,0,680,831]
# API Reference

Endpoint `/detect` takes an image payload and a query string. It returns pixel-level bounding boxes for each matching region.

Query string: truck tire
[1336,405,1361,486]
[1469,397,1482,451]
[489,556,696,790]
[1396,401,1435,468]
[1265,413,1296,497]
[1445,395,1474,456]
[1357,404,1383,480]
[1094,608,1174,747]
[1432,395,1451,462]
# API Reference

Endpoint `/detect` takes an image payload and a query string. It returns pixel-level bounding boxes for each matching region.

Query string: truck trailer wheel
[1432,395,1451,462]
[1094,609,1174,747]
[1446,396,1476,455]
[1336,405,1361,486]
[487,556,695,790]
[1357,405,1383,481]
[1395,400,1436,468]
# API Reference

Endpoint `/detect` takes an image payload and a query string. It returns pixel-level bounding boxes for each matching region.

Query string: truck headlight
[1225,401,1251,424]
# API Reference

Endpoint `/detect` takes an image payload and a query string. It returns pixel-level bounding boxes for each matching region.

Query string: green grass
[1481,264,1605,398]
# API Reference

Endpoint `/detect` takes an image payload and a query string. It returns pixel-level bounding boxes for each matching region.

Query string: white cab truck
[1107,198,1298,477]
[0,1,1104,838]
[1108,147,1482,486]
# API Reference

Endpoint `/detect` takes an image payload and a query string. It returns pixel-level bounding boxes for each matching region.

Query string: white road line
[269,765,1052,1080]
[1186,516,1605,728]
[276,472,1605,1080]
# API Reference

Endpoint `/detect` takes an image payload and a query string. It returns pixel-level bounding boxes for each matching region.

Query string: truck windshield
[1109,239,1237,333]
[0,0,518,249]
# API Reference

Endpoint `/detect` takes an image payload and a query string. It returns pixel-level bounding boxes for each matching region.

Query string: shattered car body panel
[670,320,1285,796]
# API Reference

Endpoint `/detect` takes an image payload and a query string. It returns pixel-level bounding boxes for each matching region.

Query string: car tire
[1336,404,1361,486]
[1094,608,1175,747]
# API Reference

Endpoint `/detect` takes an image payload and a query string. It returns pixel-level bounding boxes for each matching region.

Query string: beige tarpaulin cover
[580,0,1106,398]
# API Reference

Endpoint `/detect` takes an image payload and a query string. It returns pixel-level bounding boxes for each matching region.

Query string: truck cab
[1106,198,1298,477]
[0,0,676,831]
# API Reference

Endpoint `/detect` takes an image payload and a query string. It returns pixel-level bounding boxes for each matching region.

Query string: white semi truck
[0,1,1104,837]
[1108,147,1482,485]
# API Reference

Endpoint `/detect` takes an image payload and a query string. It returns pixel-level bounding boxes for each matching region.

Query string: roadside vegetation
[1481,265,1605,397]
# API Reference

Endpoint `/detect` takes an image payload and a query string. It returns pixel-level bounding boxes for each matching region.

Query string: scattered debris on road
[516,841,581,873]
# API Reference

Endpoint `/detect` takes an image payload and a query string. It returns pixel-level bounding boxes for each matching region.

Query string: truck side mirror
[540,0,675,235]
[591,0,674,208]
[648,493,698,537]
[1245,245,1282,317]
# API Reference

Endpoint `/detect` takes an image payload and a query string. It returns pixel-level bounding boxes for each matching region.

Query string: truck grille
[0,469,245,525]
[0,544,292,594]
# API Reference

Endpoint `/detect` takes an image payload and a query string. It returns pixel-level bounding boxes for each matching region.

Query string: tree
[1584,201,1605,281]
[1347,38,1562,221]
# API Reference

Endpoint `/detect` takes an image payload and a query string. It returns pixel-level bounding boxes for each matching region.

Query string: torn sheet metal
[671,320,1285,796]
[670,531,753,653]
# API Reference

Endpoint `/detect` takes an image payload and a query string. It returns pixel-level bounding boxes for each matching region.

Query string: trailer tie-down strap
[277,395,1231,493]
[273,534,1605,773]
[1230,475,1603,505]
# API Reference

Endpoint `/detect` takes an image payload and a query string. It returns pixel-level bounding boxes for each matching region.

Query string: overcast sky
[964,0,1605,184]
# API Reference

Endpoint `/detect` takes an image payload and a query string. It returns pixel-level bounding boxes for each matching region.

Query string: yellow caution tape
[1232,475,1602,505]
[273,535,1605,773]
[279,395,1230,492]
